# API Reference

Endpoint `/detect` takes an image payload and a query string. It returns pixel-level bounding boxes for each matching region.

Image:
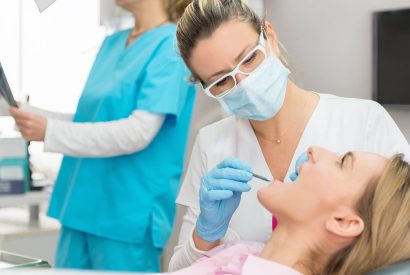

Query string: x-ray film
[0,63,18,108]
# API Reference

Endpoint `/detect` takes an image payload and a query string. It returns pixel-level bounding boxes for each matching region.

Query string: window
[0,0,105,185]
[0,0,105,113]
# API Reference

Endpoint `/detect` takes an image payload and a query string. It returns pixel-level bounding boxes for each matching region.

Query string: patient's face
[257,146,387,223]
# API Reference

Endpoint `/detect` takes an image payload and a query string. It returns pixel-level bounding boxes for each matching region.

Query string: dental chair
[369,259,410,275]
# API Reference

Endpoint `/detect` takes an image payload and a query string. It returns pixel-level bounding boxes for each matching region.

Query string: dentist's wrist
[193,228,221,251]
[195,214,229,243]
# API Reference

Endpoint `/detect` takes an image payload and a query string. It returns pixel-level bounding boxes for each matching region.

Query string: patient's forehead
[354,152,387,169]
[347,152,388,185]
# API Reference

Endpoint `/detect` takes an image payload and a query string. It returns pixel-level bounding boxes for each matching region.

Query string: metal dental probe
[252,172,271,182]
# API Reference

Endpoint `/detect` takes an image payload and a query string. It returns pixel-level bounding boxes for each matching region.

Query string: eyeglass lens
[209,48,265,97]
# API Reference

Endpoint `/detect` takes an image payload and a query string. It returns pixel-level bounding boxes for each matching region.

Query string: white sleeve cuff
[187,228,209,257]
[44,119,59,153]
[185,227,241,263]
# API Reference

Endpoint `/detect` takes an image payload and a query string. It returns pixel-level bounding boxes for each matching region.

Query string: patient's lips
[298,163,305,175]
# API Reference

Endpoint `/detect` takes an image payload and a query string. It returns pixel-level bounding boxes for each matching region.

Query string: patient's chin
[257,187,276,211]
[256,188,268,205]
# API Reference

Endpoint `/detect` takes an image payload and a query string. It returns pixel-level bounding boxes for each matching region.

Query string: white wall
[0,0,20,98]
[20,0,104,113]
[265,0,410,140]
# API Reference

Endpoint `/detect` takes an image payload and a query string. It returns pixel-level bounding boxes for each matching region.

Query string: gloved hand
[196,158,253,243]
[289,151,309,181]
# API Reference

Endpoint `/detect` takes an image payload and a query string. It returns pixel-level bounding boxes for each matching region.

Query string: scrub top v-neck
[48,24,196,248]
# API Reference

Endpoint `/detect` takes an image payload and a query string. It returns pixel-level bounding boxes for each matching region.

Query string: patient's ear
[325,208,364,238]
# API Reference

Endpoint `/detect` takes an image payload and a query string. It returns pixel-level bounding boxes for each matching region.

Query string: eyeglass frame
[201,29,269,99]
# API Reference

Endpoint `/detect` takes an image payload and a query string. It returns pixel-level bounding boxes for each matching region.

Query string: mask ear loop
[261,26,274,58]
[262,26,290,69]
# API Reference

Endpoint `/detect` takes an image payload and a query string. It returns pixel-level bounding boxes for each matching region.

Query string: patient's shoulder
[190,241,301,275]
[201,241,264,259]
[185,241,263,274]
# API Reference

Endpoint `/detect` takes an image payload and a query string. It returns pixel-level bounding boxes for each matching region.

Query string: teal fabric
[55,226,161,272]
[48,24,195,252]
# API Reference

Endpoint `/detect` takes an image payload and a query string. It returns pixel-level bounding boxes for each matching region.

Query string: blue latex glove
[289,151,309,181]
[196,158,253,243]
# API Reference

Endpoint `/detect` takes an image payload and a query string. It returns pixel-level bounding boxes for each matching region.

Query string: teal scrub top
[47,24,196,248]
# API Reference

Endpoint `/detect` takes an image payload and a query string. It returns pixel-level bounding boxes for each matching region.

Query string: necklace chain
[255,133,282,144]
[252,91,314,145]
[251,123,283,144]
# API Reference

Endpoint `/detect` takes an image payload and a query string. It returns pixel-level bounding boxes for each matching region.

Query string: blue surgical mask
[216,52,290,121]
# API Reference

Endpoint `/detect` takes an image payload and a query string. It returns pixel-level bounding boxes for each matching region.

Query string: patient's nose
[307,147,316,163]
[309,146,337,163]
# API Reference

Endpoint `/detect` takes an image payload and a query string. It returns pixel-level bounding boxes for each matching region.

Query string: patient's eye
[339,152,354,169]
[336,155,346,169]
[341,156,346,168]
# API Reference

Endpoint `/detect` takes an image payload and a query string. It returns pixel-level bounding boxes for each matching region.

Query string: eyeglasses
[201,30,268,99]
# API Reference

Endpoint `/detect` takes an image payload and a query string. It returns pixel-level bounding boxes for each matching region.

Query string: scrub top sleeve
[176,134,207,208]
[365,102,410,161]
[136,37,192,120]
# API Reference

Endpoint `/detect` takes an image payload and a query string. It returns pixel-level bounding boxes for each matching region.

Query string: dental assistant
[168,0,410,271]
[10,0,194,272]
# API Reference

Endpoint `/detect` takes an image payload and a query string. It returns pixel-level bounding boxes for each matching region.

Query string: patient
[163,146,410,275]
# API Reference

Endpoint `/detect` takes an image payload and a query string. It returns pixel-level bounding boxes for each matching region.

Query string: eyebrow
[342,152,355,169]
[205,43,255,83]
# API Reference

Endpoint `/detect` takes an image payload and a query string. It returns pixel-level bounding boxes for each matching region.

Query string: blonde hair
[323,155,410,274]
[163,0,192,22]
[176,0,262,68]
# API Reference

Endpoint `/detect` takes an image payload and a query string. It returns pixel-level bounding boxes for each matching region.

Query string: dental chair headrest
[369,259,410,275]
